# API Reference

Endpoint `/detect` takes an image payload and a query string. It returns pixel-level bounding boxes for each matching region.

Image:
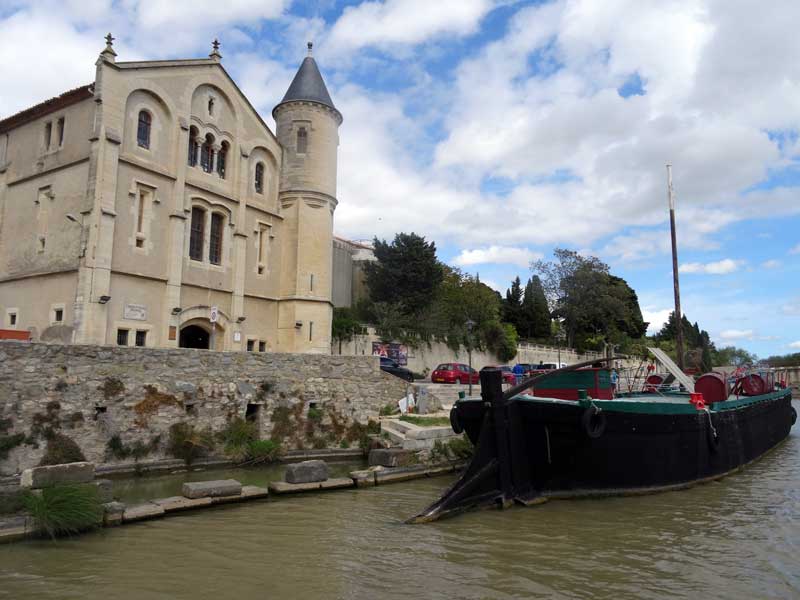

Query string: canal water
[1,409,798,599]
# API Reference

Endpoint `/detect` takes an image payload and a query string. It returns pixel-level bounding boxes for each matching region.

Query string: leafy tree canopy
[363,233,443,315]
[531,248,648,353]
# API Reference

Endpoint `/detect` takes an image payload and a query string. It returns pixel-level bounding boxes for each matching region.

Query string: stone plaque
[124,303,147,321]
[233,332,241,342]
[168,326,177,341]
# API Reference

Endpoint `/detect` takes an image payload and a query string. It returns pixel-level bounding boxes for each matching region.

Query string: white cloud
[718,329,754,341]
[789,244,800,255]
[761,259,781,269]
[679,259,744,275]
[789,341,800,349]
[327,0,498,55]
[642,307,671,336]
[452,246,543,267]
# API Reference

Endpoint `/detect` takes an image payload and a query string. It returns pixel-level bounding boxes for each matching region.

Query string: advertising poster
[372,342,408,365]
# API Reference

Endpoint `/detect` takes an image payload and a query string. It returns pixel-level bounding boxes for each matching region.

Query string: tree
[764,352,800,367]
[712,345,759,367]
[331,307,362,353]
[363,233,443,315]
[502,277,523,332]
[519,276,550,339]
[531,248,646,352]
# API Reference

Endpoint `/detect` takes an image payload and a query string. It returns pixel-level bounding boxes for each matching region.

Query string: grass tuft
[23,484,103,539]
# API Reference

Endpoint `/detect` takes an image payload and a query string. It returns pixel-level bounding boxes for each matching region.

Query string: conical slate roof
[276,56,336,111]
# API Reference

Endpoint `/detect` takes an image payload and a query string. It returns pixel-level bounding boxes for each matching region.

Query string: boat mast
[667,164,685,371]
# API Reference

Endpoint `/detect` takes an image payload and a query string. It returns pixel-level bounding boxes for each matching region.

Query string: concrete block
[103,501,126,526]
[122,502,165,522]
[269,480,320,494]
[182,479,242,499]
[152,496,213,512]
[320,478,354,491]
[374,467,428,485]
[241,485,270,499]
[368,448,415,468]
[268,477,352,495]
[350,470,375,488]
[285,460,329,484]
[20,462,95,489]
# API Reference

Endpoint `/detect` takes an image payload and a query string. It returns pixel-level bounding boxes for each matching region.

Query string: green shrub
[220,418,258,462]
[430,436,474,463]
[39,433,86,466]
[167,423,214,465]
[378,403,398,417]
[247,439,281,463]
[307,407,323,422]
[105,434,161,462]
[23,484,103,538]
[0,433,25,460]
[339,439,350,449]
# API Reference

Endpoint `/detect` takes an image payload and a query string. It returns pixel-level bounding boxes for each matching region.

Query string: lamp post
[555,328,566,367]
[465,318,475,396]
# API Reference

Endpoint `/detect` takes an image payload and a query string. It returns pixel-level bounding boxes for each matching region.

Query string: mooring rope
[703,407,718,440]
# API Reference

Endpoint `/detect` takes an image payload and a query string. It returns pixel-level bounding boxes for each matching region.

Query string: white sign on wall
[233,332,241,342]
[210,306,218,323]
[123,303,147,321]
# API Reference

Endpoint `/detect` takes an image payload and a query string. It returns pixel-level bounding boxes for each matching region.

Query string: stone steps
[380,418,460,450]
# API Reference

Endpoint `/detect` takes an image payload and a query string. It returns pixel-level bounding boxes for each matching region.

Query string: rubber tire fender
[450,406,464,435]
[581,407,606,439]
[791,406,797,426]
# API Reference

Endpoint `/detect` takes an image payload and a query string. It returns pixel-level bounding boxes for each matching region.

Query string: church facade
[0,37,341,353]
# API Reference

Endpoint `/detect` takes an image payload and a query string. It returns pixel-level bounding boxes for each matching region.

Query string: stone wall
[333,329,603,375]
[0,341,411,475]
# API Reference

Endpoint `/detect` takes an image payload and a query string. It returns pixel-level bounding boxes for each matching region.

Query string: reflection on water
[1,404,798,600]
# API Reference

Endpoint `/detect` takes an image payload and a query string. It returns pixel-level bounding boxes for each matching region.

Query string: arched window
[209,213,224,265]
[254,162,264,194]
[200,134,214,173]
[137,111,151,149]
[208,97,215,116]
[188,126,199,166]
[296,127,307,154]
[189,207,205,261]
[217,141,228,179]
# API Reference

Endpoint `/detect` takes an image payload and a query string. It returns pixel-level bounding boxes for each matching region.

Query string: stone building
[0,37,341,353]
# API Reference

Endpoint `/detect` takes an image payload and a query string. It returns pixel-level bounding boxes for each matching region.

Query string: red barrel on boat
[645,374,664,393]
[739,374,766,396]
[695,372,729,404]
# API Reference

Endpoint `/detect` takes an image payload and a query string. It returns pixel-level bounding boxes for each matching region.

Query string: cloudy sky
[1,0,798,357]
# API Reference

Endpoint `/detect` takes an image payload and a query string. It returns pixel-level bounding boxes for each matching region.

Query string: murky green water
[1,404,798,599]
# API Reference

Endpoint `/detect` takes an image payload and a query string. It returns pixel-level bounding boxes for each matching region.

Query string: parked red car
[481,365,516,385]
[431,363,479,384]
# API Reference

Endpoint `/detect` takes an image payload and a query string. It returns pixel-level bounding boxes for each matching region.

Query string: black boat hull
[411,368,795,522]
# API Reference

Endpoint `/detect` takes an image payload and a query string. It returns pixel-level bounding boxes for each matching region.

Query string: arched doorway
[179,325,210,349]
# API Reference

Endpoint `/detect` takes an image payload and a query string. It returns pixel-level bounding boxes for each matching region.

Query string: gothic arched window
[137,111,151,149]
[188,126,199,166]
[255,162,265,194]
[209,213,224,265]
[217,141,228,179]
[200,133,214,173]
[189,207,205,261]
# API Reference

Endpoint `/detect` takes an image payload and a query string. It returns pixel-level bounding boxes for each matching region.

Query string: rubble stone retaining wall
[0,341,410,475]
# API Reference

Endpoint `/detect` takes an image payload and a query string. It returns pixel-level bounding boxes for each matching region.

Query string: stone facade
[0,38,340,354]
[0,341,410,475]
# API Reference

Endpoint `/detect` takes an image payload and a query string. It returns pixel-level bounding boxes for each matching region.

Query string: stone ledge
[268,477,353,495]
[153,496,213,512]
[122,502,165,522]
